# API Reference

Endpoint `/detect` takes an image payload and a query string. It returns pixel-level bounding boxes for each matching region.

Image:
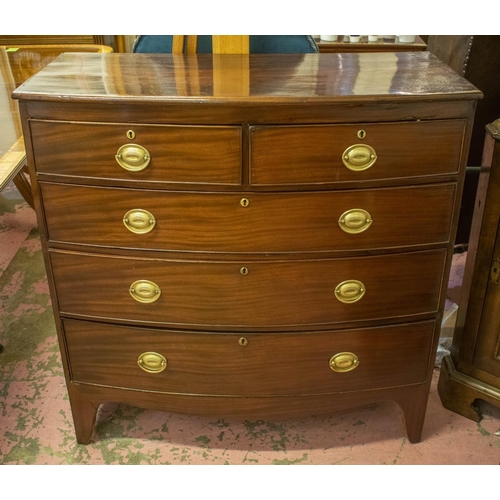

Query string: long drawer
[64,318,435,396]
[250,120,465,185]
[30,121,242,185]
[50,249,446,328]
[41,182,456,253]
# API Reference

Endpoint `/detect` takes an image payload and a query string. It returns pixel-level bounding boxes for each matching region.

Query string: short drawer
[51,249,446,328]
[41,182,456,253]
[64,319,435,396]
[30,121,242,185]
[250,120,465,185]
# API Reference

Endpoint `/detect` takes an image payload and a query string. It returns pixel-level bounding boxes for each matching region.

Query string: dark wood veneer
[30,121,242,185]
[64,319,434,396]
[40,182,456,254]
[13,52,480,443]
[439,119,500,419]
[250,120,465,185]
[50,249,446,329]
[13,53,479,104]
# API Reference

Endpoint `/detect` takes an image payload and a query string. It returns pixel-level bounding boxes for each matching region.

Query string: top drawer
[250,120,465,185]
[29,121,242,185]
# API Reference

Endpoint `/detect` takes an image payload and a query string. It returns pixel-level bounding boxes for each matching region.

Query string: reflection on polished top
[13,52,481,103]
[1,44,112,164]
[5,44,113,88]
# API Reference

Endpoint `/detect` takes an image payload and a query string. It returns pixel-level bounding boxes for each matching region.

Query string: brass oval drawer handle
[129,280,161,303]
[342,144,377,171]
[137,352,167,373]
[338,209,372,234]
[123,209,156,234]
[329,352,359,373]
[116,143,151,172]
[334,280,366,303]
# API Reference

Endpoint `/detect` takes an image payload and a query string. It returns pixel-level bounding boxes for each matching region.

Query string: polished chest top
[13,52,481,444]
[14,52,478,102]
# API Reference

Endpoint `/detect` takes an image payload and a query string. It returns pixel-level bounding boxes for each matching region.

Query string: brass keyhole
[357,130,366,139]
[240,267,249,275]
[240,198,249,207]
[126,130,136,140]
[238,337,248,346]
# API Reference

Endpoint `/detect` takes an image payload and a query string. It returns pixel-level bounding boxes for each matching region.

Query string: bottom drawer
[64,319,435,396]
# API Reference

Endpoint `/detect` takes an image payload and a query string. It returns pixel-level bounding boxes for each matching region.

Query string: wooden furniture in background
[169,36,250,96]
[13,51,480,444]
[315,36,426,53]
[0,138,28,204]
[0,44,112,208]
[439,118,500,420]
[427,36,500,245]
[427,36,500,167]
[0,47,26,201]
[212,35,249,54]
[0,35,127,53]
[171,35,249,54]
[4,44,113,87]
[0,35,106,45]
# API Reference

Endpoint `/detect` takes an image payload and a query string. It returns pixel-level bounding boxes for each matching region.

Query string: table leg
[12,162,34,209]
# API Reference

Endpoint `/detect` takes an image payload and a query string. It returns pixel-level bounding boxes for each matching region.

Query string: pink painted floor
[1,182,499,465]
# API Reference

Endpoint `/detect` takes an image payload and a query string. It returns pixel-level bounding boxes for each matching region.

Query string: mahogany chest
[13,52,481,444]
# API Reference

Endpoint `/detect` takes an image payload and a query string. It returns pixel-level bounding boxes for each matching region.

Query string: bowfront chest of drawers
[13,52,481,444]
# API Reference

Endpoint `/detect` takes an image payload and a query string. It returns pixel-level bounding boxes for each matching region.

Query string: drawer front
[41,182,456,253]
[250,120,465,185]
[30,121,242,185]
[51,249,446,328]
[64,319,435,396]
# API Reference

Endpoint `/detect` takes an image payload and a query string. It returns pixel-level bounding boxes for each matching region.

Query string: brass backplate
[123,209,156,234]
[334,280,366,303]
[137,352,167,373]
[338,208,372,234]
[329,352,359,373]
[116,143,151,172]
[129,279,161,303]
[342,144,377,171]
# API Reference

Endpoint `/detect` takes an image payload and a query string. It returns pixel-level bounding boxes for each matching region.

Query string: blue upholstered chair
[133,35,319,54]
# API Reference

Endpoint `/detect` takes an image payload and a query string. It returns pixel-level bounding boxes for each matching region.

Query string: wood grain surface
[50,249,446,329]
[13,52,480,443]
[64,318,434,396]
[30,121,242,185]
[250,120,465,185]
[13,52,481,104]
[41,182,456,253]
